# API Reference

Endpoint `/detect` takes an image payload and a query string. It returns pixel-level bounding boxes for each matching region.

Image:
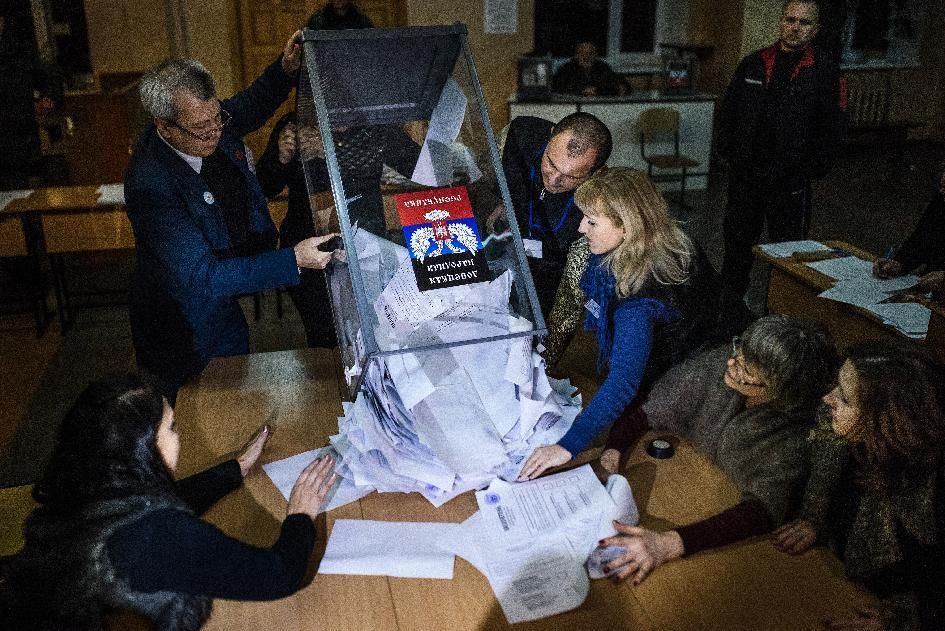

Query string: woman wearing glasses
[773,341,944,630]
[518,167,719,480]
[594,314,836,584]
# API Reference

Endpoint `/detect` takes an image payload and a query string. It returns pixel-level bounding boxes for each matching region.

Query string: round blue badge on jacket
[203,191,214,205]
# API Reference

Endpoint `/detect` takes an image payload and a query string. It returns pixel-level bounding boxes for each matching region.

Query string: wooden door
[236,0,408,157]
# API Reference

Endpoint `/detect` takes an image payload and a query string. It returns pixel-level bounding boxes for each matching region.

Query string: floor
[0,139,941,487]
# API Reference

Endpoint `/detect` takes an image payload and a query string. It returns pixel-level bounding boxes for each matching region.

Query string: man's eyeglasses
[781,15,815,27]
[730,336,767,388]
[168,107,232,142]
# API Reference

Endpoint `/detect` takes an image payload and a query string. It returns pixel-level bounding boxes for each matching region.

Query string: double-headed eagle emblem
[409,209,479,262]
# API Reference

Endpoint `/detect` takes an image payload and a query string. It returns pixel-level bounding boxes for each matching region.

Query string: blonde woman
[519,168,718,480]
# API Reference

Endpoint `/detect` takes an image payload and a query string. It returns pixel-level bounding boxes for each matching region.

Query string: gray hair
[140,59,216,120]
[740,314,836,414]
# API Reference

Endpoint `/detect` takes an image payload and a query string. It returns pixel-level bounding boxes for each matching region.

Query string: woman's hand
[772,518,817,555]
[872,258,902,279]
[825,606,884,630]
[287,455,337,522]
[277,122,297,165]
[517,445,572,481]
[599,448,621,474]
[918,270,944,293]
[237,424,271,477]
[598,523,684,585]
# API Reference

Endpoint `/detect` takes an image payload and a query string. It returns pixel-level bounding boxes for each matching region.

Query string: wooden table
[175,348,872,631]
[755,240,945,362]
[1,185,132,333]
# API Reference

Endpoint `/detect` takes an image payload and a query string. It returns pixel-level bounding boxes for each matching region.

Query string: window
[533,0,689,71]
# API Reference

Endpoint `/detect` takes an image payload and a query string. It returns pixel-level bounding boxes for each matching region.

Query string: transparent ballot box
[297,24,543,396]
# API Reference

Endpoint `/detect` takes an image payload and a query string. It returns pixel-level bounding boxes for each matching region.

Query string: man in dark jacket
[124,33,337,402]
[716,0,845,326]
[488,113,612,318]
[306,0,373,30]
[552,41,625,97]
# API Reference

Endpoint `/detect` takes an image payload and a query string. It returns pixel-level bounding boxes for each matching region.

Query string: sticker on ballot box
[396,185,490,291]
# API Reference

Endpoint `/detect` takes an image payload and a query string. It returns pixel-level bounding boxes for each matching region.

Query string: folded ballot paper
[437,466,639,623]
[265,228,583,508]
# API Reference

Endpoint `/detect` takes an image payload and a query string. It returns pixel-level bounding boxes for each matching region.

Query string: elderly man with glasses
[124,32,338,402]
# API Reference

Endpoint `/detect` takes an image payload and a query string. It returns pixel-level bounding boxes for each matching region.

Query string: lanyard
[527,144,574,239]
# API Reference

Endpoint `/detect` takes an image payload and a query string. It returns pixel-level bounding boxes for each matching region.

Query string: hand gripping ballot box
[297,24,544,395]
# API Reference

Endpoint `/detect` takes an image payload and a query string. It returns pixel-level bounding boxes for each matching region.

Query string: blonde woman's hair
[573,167,692,298]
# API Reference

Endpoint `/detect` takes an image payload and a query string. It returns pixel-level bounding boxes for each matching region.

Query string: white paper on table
[806,256,874,280]
[261,447,374,513]
[95,183,125,205]
[865,302,931,336]
[757,240,831,258]
[438,511,489,574]
[320,519,459,579]
[0,189,33,211]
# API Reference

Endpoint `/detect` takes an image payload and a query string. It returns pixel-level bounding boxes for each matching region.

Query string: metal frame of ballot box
[299,24,544,396]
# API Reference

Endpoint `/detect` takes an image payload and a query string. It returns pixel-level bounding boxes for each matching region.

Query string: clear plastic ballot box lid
[297,24,544,395]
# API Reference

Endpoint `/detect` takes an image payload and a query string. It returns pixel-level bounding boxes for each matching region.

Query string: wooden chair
[638,107,700,208]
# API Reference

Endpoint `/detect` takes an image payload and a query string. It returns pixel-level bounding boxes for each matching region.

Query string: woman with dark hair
[5,372,336,631]
[518,167,718,480]
[595,314,836,584]
[774,341,945,630]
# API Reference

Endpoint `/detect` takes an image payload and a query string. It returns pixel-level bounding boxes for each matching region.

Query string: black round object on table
[646,438,674,459]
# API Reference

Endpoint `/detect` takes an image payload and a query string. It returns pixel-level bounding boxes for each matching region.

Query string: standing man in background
[124,33,338,402]
[716,0,845,330]
[306,0,373,30]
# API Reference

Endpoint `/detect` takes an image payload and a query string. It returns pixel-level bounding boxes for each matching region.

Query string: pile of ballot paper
[323,230,584,506]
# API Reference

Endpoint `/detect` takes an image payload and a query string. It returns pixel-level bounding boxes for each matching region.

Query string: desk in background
[508,93,715,191]
[754,240,945,363]
[174,348,871,631]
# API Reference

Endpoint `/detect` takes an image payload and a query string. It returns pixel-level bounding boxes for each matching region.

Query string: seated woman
[773,341,945,630]
[595,314,835,584]
[5,373,336,631]
[519,167,718,480]
[872,169,944,298]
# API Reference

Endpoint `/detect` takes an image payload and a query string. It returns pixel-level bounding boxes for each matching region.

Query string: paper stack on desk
[805,256,929,338]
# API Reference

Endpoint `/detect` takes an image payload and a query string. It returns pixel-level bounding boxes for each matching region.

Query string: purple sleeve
[557,299,659,456]
[675,499,774,556]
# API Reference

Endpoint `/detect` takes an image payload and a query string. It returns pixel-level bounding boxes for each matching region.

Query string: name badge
[585,299,601,319]
[744,77,763,85]
[203,191,215,205]
[523,238,543,259]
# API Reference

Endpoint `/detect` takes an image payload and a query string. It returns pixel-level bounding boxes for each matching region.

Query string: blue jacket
[125,58,300,391]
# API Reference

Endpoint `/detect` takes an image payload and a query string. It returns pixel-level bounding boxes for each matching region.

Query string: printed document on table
[757,240,831,258]
[320,519,459,579]
[864,302,931,337]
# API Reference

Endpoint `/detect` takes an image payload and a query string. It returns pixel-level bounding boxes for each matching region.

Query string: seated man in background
[872,168,945,299]
[124,32,338,402]
[552,41,626,97]
[488,112,612,318]
[307,0,373,30]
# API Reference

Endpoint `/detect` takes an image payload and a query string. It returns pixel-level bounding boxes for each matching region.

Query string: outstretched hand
[237,424,272,477]
[598,522,684,585]
[771,518,817,555]
[517,445,572,481]
[281,30,302,75]
[287,455,337,522]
